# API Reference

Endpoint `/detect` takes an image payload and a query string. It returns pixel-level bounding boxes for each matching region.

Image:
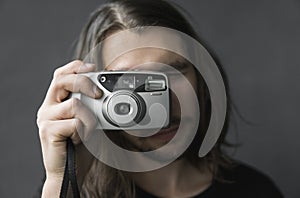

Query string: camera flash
[145,79,165,91]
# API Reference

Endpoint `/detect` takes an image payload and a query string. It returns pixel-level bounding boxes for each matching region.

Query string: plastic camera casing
[72,71,170,130]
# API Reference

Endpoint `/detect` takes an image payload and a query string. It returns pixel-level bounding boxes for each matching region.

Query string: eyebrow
[106,59,191,71]
[165,60,190,70]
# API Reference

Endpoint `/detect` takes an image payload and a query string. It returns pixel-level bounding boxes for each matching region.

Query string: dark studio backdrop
[0,0,299,197]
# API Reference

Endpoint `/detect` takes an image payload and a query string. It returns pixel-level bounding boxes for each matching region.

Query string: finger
[53,60,96,77]
[39,98,79,120]
[46,74,102,103]
[72,100,98,140]
[39,119,83,146]
[46,97,98,140]
[41,98,98,130]
[77,63,97,74]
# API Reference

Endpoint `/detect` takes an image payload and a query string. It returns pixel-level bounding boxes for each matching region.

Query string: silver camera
[72,71,170,130]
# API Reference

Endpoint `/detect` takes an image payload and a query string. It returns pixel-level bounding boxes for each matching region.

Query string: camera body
[72,71,170,130]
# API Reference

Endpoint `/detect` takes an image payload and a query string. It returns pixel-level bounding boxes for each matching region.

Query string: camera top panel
[97,71,168,92]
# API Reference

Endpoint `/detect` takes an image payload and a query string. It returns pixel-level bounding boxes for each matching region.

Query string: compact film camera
[72,71,170,130]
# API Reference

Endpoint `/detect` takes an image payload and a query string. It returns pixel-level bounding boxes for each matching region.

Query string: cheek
[169,70,199,117]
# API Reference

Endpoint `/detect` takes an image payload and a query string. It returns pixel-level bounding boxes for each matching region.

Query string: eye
[163,63,190,76]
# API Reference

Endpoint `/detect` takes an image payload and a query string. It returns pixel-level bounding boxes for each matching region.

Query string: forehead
[101,30,185,70]
[104,48,183,70]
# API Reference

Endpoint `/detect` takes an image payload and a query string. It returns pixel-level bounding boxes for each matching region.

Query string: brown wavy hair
[74,0,234,197]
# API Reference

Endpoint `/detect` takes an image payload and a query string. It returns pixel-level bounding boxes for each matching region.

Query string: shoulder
[209,162,284,198]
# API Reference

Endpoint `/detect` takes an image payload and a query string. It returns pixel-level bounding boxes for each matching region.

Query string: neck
[127,158,213,198]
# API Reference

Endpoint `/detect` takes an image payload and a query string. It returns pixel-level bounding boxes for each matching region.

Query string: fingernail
[93,85,102,98]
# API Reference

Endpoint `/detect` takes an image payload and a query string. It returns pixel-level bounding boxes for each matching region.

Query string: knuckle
[71,60,83,66]
[71,98,81,106]
[38,121,50,141]
[51,75,64,90]
[48,136,59,145]
[73,118,82,132]
[53,68,63,78]
[36,105,49,127]
[36,116,42,127]
[70,97,82,108]
[36,108,43,126]
[56,107,71,120]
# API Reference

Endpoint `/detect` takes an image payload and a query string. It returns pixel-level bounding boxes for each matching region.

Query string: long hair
[74,0,233,197]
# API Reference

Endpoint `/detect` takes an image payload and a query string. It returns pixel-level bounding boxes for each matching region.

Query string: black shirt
[135,163,283,198]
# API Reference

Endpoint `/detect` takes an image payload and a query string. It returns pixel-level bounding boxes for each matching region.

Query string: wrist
[42,177,63,198]
[42,174,78,198]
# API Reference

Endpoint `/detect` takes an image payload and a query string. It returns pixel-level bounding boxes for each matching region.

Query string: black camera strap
[60,138,81,198]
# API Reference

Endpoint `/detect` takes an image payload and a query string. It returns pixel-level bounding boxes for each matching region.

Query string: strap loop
[60,138,81,198]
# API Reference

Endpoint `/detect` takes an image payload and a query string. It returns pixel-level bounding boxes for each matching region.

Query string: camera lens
[103,91,146,127]
[114,103,131,115]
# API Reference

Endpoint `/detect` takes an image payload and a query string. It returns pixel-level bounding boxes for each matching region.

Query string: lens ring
[103,91,146,127]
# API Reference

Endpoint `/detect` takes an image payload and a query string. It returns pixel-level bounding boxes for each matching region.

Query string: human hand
[36,60,102,197]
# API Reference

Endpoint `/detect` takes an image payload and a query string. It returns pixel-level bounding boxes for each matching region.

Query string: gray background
[0,0,299,197]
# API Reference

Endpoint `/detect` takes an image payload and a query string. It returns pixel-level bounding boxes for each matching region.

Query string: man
[37,0,283,197]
